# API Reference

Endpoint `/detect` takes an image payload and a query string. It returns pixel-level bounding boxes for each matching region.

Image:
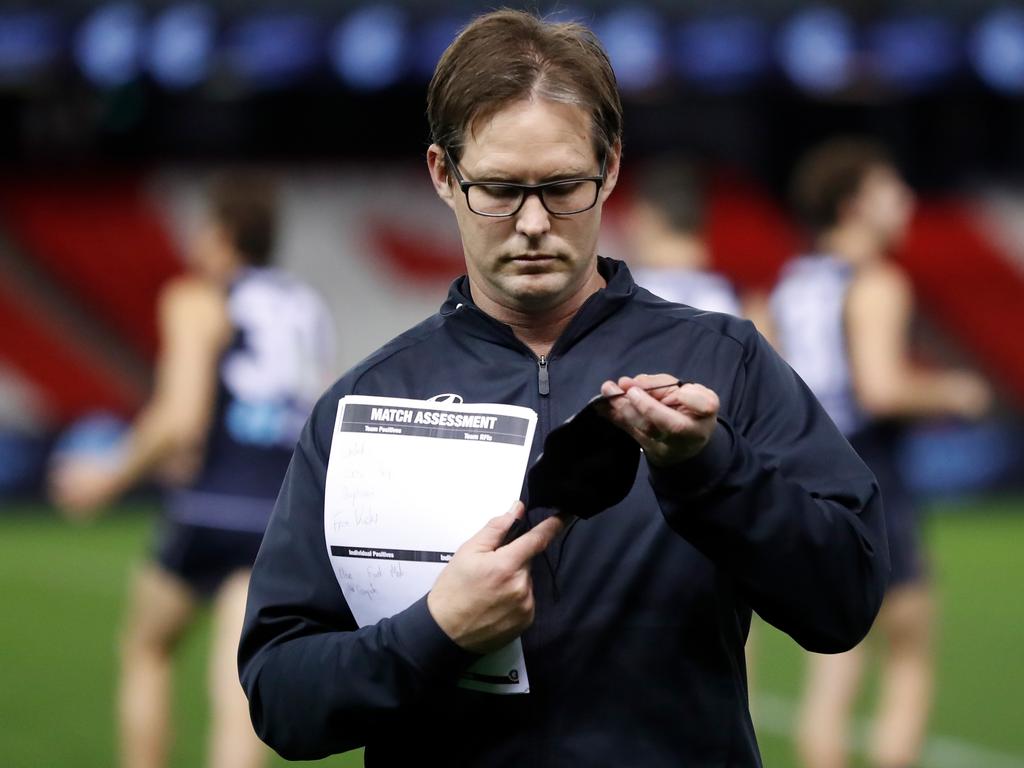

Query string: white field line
[754,693,1024,768]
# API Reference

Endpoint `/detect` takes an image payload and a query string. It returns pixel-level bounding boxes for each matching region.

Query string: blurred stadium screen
[0,2,1020,94]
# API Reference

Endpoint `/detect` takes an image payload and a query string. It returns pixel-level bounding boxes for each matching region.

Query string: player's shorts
[152,519,264,599]
[850,423,927,588]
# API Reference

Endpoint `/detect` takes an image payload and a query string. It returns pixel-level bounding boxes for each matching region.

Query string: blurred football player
[50,173,335,768]
[773,139,991,768]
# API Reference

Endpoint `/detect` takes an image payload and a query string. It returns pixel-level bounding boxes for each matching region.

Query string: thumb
[463,501,525,553]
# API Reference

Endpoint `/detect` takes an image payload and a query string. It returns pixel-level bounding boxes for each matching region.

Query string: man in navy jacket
[239,10,888,766]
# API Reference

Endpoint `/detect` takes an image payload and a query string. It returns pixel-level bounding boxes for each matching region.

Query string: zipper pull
[537,355,550,396]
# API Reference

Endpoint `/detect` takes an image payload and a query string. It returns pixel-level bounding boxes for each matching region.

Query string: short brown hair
[634,155,706,235]
[791,138,894,236]
[427,9,623,166]
[208,172,278,266]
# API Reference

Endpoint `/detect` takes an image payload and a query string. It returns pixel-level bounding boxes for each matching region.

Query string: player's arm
[846,263,990,419]
[51,277,231,515]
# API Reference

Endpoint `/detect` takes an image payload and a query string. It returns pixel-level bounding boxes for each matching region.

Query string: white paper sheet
[323,395,538,694]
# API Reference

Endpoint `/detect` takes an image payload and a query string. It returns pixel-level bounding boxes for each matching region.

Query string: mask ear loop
[600,379,686,400]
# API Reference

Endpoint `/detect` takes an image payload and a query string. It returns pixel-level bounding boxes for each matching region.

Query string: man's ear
[599,140,623,202]
[427,144,457,211]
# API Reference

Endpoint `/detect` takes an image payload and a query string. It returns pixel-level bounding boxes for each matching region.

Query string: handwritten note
[324,395,538,694]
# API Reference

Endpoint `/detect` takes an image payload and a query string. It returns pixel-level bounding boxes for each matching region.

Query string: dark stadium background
[0,2,1022,766]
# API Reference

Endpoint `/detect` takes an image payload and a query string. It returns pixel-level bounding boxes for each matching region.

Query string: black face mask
[525,394,641,520]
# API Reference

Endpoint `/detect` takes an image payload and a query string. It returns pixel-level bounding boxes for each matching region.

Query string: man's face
[428,98,620,314]
[188,218,237,284]
[853,164,915,249]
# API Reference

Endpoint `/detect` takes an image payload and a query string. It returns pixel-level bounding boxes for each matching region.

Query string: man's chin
[500,272,570,308]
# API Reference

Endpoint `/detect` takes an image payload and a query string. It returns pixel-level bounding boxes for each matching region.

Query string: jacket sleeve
[237,393,475,760]
[649,327,889,653]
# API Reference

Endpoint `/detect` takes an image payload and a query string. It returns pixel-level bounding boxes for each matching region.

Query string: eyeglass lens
[467,180,600,216]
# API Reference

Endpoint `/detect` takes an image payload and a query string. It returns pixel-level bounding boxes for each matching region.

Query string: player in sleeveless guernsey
[50,173,335,768]
[625,155,742,317]
[771,139,991,768]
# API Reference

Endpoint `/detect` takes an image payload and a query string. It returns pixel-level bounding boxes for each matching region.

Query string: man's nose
[515,192,551,239]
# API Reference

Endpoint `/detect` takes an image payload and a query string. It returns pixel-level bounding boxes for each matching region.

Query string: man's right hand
[427,501,565,654]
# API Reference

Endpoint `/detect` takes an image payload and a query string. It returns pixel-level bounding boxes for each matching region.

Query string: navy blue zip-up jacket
[239,257,888,767]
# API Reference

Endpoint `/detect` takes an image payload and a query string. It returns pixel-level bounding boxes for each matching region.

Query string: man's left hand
[48,458,121,521]
[598,374,719,467]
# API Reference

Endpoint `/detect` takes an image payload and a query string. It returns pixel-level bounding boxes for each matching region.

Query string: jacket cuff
[389,595,478,683]
[647,418,737,502]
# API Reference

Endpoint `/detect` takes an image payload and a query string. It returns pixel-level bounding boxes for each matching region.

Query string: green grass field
[2,498,1022,767]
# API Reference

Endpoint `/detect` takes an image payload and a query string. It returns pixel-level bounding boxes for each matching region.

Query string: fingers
[500,512,567,564]
[598,377,722,466]
[610,383,693,438]
[600,379,624,397]
[660,382,719,417]
[465,501,525,552]
[603,376,718,419]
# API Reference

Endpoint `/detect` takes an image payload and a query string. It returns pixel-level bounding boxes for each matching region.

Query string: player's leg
[796,644,868,768]
[119,562,198,768]
[207,568,266,768]
[869,583,934,768]
[866,439,932,768]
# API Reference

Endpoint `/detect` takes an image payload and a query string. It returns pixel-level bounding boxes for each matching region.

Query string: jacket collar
[440,257,637,356]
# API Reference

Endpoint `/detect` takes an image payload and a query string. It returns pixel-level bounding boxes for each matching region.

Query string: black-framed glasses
[444,148,606,217]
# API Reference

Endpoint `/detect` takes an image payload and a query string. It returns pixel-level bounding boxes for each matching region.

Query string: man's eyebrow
[468,166,594,183]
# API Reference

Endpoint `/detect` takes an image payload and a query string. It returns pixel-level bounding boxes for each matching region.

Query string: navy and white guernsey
[632,266,741,316]
[771,254,865,437]
[167,268,335,532]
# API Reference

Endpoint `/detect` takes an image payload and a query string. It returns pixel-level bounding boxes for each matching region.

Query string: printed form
[324,395,538,694]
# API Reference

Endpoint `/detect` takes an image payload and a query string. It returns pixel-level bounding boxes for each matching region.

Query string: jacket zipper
[537,355,550,396]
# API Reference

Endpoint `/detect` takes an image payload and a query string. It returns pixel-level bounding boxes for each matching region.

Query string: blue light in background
[594,7,665,92]
[900,423,1018,496]
[867,16,958,91]
[223,13,321,88]
[677,16,769,90]
[0,11,62,77]
[542,6,590,25]
[777,6,855,94]
[147,3,216,89]
[330,5,407,90]
[412,15,466,80]
[73,3,145,88]
[969,7,1024,94]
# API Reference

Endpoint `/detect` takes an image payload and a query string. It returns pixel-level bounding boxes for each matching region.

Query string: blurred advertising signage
[4,3,1023,96]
